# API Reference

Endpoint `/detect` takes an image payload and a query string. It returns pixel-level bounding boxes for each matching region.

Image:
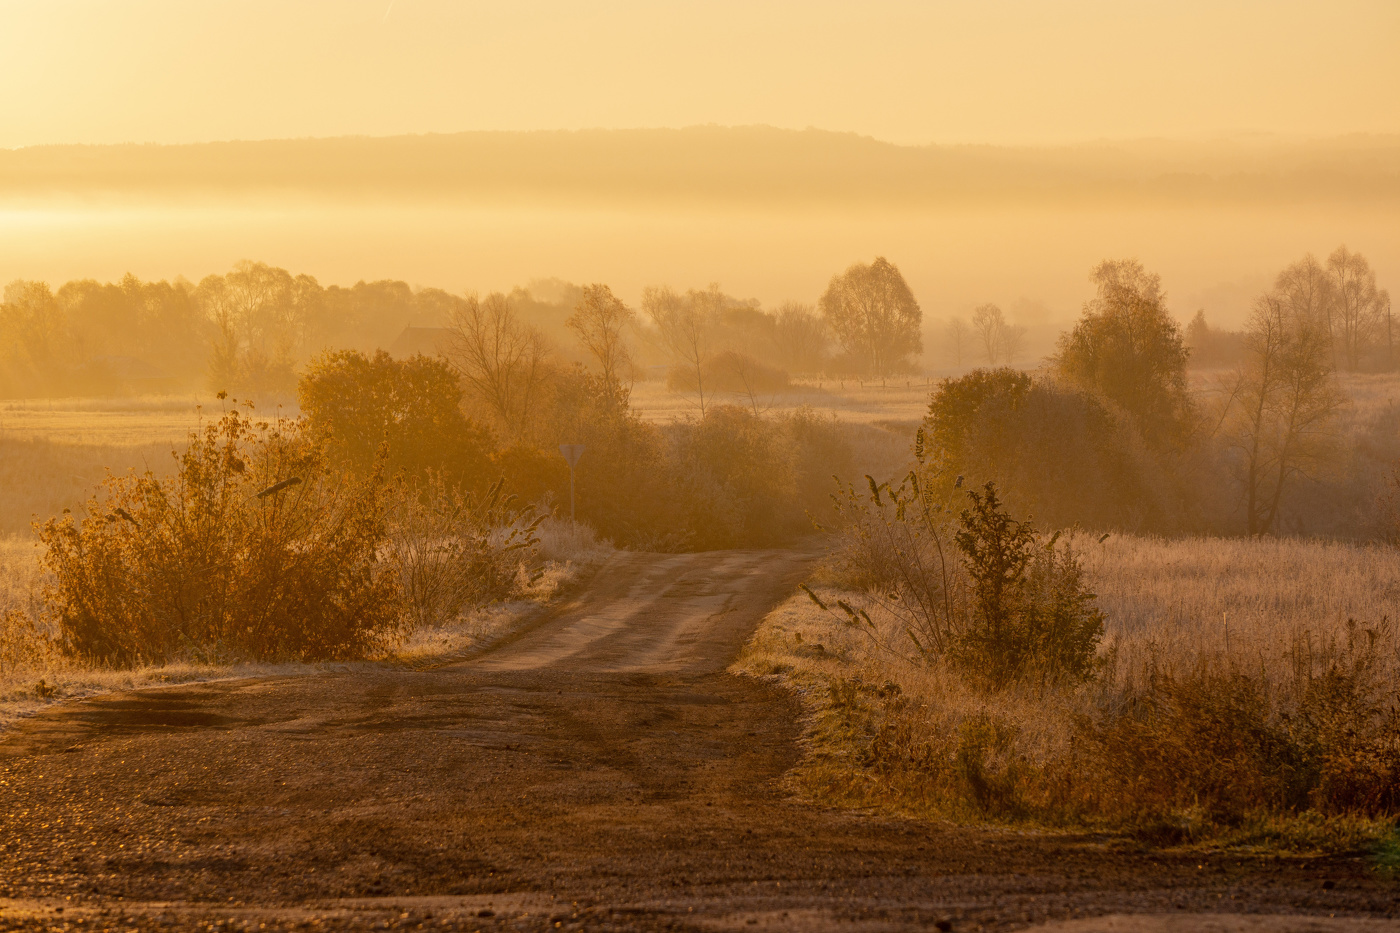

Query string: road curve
[471,549,815,674]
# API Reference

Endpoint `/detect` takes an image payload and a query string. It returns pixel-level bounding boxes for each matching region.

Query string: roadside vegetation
[2,248,1399,861]
[738,252,1400,857]
[738,526,1400,852]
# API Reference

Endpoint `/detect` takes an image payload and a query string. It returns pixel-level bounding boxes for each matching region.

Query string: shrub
[953,483,1104,687]
[37,404,400,665]
[383,474,542,630]
[665,405,809,549]
[536,367,676,546]
[1084,618,1400,823]
[921,368,1171,532]
[826,476,1103,687]
[827,471,964,656]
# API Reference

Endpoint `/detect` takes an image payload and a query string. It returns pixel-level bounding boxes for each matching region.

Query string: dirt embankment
[1,549,1396,932]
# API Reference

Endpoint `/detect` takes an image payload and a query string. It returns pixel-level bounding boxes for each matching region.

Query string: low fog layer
[1,128,1396,338]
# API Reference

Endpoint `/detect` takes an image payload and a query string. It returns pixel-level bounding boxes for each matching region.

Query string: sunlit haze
[3,0,1399,146]
[5,4,1400,921]
[0,1,1396,337]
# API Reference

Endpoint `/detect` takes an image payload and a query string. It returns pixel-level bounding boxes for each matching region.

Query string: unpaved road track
[1,550,1396,932]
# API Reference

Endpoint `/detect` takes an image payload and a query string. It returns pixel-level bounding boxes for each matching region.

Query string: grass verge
[734,535,1400,863]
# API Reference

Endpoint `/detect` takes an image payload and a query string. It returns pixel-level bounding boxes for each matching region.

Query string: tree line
[925,249,1397,539]
[0,256,927,400]
[1185,246,1394,373]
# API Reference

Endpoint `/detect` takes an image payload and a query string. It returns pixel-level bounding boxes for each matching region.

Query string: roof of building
[388,326,454,360]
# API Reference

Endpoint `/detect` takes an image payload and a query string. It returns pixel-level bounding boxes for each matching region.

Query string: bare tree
[1276,253,1331,327]
[818,257,921,381]
[1000,320,1028,364]
[446,292,552,439]
[566,283,635,389]
[968,304,1027,365]
[1327,245,1385,371]
[971,304,1003,364]
[643,284,717,415]
[943,317,968,368]
[1223,289,1344,535]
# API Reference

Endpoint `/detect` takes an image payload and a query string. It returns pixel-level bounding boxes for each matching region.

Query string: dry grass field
[0,396,220,535]
[0,395,212,445]
[628,376,936,428]
[735,531,1400,850]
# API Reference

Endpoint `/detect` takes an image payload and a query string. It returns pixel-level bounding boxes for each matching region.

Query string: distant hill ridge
[2,125,1397,207]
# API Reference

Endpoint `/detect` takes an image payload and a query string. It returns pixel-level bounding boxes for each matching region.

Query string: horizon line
[6,123,1400,154]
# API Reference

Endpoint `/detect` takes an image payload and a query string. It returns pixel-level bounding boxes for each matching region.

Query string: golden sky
[2,0,1398,148]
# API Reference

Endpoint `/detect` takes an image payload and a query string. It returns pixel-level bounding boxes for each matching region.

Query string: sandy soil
[1,549,1396,932]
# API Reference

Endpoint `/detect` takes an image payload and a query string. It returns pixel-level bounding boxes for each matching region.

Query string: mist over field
[5,3,1400,929]
[3,126,1397,356]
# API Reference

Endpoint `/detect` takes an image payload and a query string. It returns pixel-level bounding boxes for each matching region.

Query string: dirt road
[1,550,1396,932]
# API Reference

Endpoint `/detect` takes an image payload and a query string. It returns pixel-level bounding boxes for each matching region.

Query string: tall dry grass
[1081,533,1400,677]
[737,531,1400,850]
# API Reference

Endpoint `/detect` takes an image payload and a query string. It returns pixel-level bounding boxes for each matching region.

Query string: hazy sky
[3,0,1398,148]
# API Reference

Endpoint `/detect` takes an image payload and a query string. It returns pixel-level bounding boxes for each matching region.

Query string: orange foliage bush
[38,404,401,665]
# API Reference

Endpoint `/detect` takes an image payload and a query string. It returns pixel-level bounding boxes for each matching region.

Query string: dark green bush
[921,368,1173,532]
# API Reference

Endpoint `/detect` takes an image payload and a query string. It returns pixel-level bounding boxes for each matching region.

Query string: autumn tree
[818,257,922,380]
[1222,286,1344,535]
[1055,259,1192,449]
[567,284,635,390]
[446,292,553,440]
[0,281,71,397]
[58,274,207,386]
[195,261,315,396]
[299,349,492,484]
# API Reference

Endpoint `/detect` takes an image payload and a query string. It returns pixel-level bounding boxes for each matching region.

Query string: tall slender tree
[567,284,635,390]
[1327,245,1385,371]
[1223,284,1343,535]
